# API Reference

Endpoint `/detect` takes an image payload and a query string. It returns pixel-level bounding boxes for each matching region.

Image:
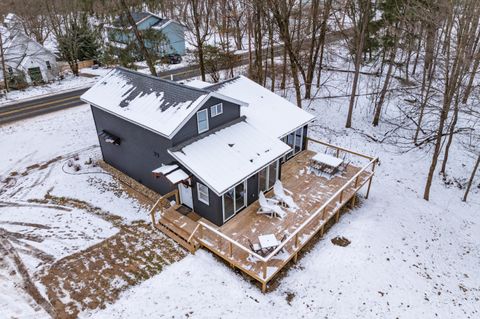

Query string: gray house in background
[106,12,186,57]
[81,68,314,226]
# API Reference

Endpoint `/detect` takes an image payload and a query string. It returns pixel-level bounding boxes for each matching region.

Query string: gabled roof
[108,11,181,31]
[204,76,315,138]
[169,118,290,195]
[80,67,246,138]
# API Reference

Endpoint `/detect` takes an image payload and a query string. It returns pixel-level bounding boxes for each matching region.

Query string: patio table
[311,152,343,174]
[258,234,280,250]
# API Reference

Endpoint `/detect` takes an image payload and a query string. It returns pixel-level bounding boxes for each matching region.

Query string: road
[0,29,348,126]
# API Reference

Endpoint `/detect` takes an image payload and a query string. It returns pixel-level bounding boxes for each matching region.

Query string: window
[210,103,223,117]
[258,160,279,192]
[196,109,209,133]
[46,61,51,70]
[222,180,247,222]
[197,182,209,205]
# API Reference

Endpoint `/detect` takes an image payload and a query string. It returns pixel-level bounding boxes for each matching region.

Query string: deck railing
[194,139,378,288]
[149,189,180,225]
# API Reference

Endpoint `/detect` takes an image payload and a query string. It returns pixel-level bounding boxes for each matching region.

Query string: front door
[178,181,193,208]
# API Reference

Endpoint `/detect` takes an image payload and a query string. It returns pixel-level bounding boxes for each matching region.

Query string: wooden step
[156,218,199,253]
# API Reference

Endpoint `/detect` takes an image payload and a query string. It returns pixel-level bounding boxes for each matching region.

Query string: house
[0,16,58,87]
[106,12,186,57]
[81,67,314,226]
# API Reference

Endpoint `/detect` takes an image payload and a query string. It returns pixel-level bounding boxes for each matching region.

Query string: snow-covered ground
[80,75,479,318]
[1,42,479,318]
[0,67,111,106]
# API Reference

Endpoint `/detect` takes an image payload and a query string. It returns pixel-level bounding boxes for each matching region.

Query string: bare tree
[345,0,371,128]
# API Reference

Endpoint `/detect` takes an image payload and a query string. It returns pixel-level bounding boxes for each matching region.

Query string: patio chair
[247,238,263,254]
[273,180,298,211]
[257,192,286,219]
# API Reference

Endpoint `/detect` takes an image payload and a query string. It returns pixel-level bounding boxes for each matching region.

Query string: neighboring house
[0,15,58,86]
[106,12,186,57]
[81,68,314,226]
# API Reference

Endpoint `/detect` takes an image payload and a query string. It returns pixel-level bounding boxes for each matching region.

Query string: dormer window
[210,103,223,117]
[197,109,209,133]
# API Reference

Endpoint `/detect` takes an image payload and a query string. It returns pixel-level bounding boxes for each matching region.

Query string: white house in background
[0,14,59,87]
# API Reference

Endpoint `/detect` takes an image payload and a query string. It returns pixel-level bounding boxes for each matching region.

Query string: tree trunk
[463,154,480,202]
[119,0,157,76]
[346,0,370,128]
[316,0,332,88]
[0,35,9,92]
[440,93,460,175]
[372,30,397,126]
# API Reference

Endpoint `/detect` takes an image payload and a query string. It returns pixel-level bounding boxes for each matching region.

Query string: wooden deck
[150,139,378,291]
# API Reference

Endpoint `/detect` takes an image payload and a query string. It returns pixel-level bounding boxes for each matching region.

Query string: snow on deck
[169,120,290,195]
[205,76,315,138]
[80,67,208,138]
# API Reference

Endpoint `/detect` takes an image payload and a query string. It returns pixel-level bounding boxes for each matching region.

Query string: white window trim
[222,180,247,223]
[197,182,209,205]
[210,103,223,117]
[196,109,209,134]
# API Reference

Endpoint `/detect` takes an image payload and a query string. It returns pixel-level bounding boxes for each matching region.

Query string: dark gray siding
[91,106,176,194]
[247,174,258,205]
[191,176,224,226]
[172,97,241,146]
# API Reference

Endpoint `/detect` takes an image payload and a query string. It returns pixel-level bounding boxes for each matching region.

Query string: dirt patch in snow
[331,236,351,247]
[37,221,187,318]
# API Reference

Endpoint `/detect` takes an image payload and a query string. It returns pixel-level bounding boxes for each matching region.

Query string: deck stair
[150,190,200,253]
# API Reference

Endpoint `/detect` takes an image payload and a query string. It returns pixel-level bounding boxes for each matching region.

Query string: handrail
[306,137,374,161]
[187,224,201,243]
[149,189,180,224]
[198,221,268,262]
[263,156,378,260]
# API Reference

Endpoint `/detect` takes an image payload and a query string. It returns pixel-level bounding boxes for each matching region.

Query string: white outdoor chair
[257,192,286,219]
[273,180,298,211]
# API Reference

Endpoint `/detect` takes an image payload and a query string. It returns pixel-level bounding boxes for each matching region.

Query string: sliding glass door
[258,160,279,193]
[223,180,247,222]
[283,126,304,160]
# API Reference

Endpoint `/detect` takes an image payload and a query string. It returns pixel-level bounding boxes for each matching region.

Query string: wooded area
[0,0,478,201]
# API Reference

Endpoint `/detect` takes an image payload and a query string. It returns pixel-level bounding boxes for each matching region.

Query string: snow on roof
[206,76,315,138]
[182,79,212,89]
[152,164,178,175]
[165,168,189,184]
[80,67,210,138]
[169,119,290,195]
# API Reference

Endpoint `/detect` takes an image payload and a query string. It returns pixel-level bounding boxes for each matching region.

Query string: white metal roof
[205,76,315,138]
[169,120,290,195]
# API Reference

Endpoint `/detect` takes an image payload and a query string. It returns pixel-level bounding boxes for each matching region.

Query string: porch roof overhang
[168,119,291,196]
[152,164,189,184]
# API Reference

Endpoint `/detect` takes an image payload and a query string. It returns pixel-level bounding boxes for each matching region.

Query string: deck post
[174,189,179,205]
[351,194,356,208]
[354,175,359,188]
[339,189,344,204]
[263,262,267,279]
[294,233,299,248]
[322,207,327,219]
[262,281,267,293]
[336,148,340,158]
[293,252,298,263]
[320,225,324,236]
[150,210,156,225]
[366,176,374,199]
[229,242,233,258]
[335,210,340,223]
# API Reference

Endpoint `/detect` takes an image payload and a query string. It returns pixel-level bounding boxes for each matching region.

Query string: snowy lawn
[0,104,185,317]
[81,93,480,318]
[83,53,478,317]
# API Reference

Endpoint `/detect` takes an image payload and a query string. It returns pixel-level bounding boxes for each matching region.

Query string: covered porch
[150,138,378,291]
